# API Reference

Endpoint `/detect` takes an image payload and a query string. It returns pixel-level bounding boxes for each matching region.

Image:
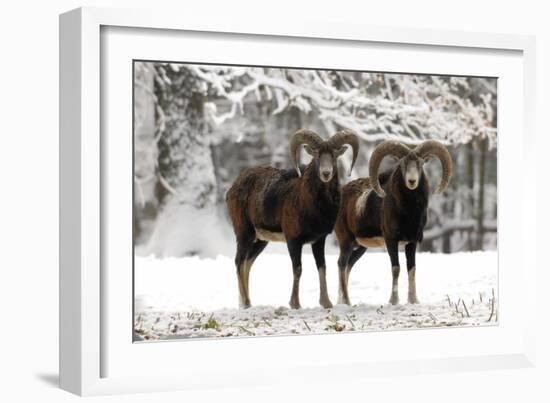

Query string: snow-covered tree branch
[185,65,497,147]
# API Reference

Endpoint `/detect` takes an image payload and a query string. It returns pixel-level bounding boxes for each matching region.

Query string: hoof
[408,296,419,304]
[289,300,302,310]
[389,295,399,305]
[239,300,251,309]
[320,299,333,309]
[337,296,351,306]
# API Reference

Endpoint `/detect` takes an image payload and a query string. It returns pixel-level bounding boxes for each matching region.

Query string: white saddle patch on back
[255,228,286,243]
[355,189,371,217]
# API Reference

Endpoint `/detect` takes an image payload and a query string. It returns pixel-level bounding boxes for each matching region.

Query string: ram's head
[289,129,359,183]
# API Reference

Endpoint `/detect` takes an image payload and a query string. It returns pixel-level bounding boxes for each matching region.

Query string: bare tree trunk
[154,65,216,208]
[466,141,475,250]
[476,137,487,250]
[133,63,157,244]
[442,200,452,254]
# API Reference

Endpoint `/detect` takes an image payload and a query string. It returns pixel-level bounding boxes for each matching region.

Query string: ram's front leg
[287,239,303,309]
[385,238,400,305]
[405,242,419,304]
[312,237,333,309]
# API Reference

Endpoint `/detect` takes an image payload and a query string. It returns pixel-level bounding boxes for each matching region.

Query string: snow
[135,251,498,341]
[139,204,235,258]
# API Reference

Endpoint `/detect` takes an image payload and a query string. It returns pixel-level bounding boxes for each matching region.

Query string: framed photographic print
[60,6,537,396]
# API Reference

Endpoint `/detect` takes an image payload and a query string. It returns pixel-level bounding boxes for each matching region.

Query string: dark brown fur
[226,146,342,309]
[335,169,429,305]
[337,140,451,305]
[227,164,339,243]
[336,171,429,247]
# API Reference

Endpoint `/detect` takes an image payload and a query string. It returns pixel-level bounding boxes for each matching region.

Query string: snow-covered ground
[134,251,498,341]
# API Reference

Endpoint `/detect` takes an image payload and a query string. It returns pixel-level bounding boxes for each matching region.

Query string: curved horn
[328,130,360,176]
[368,140,411,197]
[413,140,453,194]
[289,129,323,176]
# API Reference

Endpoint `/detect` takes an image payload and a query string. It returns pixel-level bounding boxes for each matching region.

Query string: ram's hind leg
[243,240,268,305]
[312,237,332,309]
[235,233,255,309]
[337,241,353,305]
[337,244,366,305]
[346,246,366,290]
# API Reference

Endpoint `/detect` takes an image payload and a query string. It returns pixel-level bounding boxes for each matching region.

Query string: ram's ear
[334,145,348,157]
[303,145,317,156]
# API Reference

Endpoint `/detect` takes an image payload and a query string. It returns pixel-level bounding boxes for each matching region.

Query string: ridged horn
[413,140,453,193]
[327,129,360,176]
[368,140,411,197]
[289,129,324,176]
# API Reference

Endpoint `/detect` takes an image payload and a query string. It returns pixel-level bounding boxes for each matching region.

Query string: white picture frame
[59,6,537,396]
